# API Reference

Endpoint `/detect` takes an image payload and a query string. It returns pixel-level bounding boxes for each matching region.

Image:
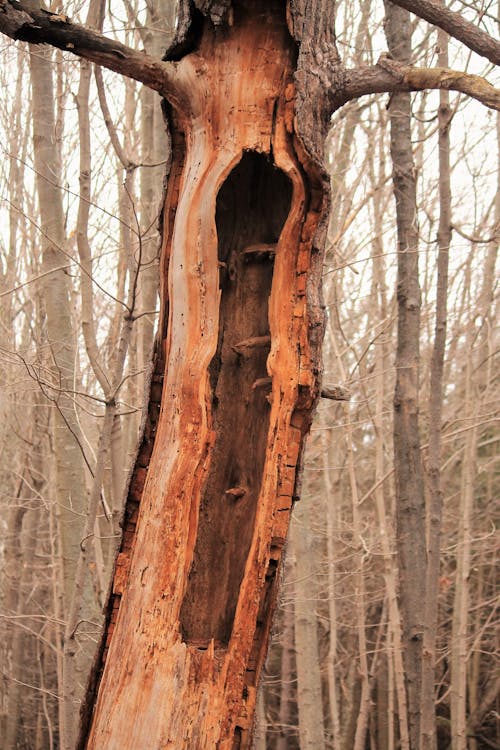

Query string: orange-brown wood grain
[80,3,324,748]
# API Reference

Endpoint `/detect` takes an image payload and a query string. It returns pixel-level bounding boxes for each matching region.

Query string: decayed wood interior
[80,2,324,747]
[180,152,292,646]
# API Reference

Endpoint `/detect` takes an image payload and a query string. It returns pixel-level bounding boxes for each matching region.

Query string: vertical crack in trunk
[80,3,327,746]
[180,151,292,646]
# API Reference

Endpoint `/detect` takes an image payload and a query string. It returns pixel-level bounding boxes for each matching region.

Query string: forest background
[0,0,498,748]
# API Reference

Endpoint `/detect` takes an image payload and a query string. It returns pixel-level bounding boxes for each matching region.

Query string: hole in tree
[180,151,293,647]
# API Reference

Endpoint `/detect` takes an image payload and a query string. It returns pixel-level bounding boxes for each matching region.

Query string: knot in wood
[225,487,247,501]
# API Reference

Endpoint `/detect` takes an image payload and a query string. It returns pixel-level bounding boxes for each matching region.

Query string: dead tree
[0,1,499,747]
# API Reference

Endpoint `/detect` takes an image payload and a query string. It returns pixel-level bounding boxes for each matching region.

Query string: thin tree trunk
[253,686,267,750]
[329,325,372,750]
[29,42,98,750]
[290,499,326,750]
[321,430,341,749]
[4,492,42,749]
[137,0,174,384]
[419,21,451,750]
[76,26,110,395]
[92,14,143,562]
[0,54,29,744]
[376,645,392,750]
[384,3,426,746]
[450,102,499,750]
[450,361,476,750]
[276,598,295,750]
[342,663,362,750]
[347,423,371,750]
[369,149,410,750]
[467,540,485,750]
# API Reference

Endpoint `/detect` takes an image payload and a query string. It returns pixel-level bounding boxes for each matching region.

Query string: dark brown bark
[384,2,426,748]
[336,61,500,111]
[0,0,182,103]
[3,1,498,119]
[389,0,500,65]
[420,23,451,750]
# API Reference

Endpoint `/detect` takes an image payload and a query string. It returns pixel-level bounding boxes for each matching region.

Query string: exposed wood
[225,487,246,500]
[79,2,324,748]
[252,377,272,390]
[1,0,499,747]
[232,335,272,356]
[242,243,277,260]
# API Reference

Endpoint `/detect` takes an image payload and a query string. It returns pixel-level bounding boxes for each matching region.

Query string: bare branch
[337,57,500,111]
[0,1,183,103]
[94,64,131,169]
[388,0,500,65]
[320,385,352,401]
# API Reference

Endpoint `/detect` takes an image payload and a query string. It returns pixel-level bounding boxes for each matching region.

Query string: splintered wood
[82,2,324,748]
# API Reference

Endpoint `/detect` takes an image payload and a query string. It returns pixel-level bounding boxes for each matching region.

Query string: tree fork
[78,2,327,748]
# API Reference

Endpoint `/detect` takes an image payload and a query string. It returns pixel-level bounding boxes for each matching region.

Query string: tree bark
[419,21,451,750]
[275,597,295,750]
[450,111,499,750]
[337,62,500,112]
[29,41,101,750]
[290,500,326,750]
[3,427,45,750]
[388,0,500,65]
[384,2,426,747]
[3,1,499,748]
[78,3,326,748]
[137,0,175,388]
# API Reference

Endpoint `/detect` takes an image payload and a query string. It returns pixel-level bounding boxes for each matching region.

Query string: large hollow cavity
[180,151,293,647]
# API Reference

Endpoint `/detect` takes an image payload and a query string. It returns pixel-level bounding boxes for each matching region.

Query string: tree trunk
[322,429,341,750]
[275,597,295,750]
[2,0,500,748]
[79,3,326,747]
[4,449,45,750]
[29,42,100,749]
[419,21,451,750]
[450,127,499,750]
[384,3,426,747]
[137,0,175,386]
[291,501,326,750]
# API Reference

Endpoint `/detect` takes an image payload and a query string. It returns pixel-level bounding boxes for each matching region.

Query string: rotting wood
[77,2,325,748]
[252,376,272,390]
[232,335,272,356]
[242,243,278,260]
[225,487,247,500]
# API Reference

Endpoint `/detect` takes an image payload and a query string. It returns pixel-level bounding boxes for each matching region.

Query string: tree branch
[388,0,500,65]
[0,1,184,104]
[336,57,500,111]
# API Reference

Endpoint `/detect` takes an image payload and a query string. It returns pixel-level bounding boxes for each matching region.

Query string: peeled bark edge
[78,3,329,747]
